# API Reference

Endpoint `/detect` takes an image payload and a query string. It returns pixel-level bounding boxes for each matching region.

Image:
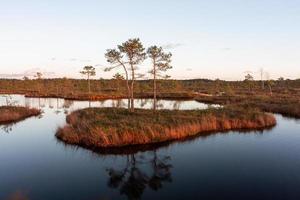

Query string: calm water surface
[0,95,300,200]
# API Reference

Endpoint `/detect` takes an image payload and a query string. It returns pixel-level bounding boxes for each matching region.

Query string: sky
[0,0,300,80]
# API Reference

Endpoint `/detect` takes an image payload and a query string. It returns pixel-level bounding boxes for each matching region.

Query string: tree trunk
[268,84,272,95]
[153,64,157,111]
[121,64,131,110]
[248,81,251,93]
[130,66,135,112]
[117,80,120,92]
[88,74,90,93]
[261,71,264,90]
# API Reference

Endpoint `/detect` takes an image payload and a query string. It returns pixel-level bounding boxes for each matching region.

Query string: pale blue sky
[0,0,299,80]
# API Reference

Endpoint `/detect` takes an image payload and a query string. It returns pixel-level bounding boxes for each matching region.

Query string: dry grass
[56,107,276,148]
[196,94,300,118]
[24,92,195,101]
[0,106,40,125]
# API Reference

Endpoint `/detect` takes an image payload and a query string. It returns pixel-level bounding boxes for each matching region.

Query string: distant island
[0,106,40,125]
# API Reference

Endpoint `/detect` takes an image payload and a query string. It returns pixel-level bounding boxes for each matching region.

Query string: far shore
[0,91,196,101]
[2,90,300,119]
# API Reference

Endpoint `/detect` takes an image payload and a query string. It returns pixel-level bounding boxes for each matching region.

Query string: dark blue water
[0,95,300,200]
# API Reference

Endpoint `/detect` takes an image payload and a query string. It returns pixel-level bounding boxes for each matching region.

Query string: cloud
[80,59,91,62]
[95,64,105,67]
[221,48,232,51]
[65,58,92,62]
[162,43,184,50]
[0,68,56,79]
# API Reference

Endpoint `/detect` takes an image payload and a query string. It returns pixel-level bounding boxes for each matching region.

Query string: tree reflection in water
[1,124,13,133]
[156,101,164,109]
[106,151,172,200]
[54,98,62,115]
[173,101,182,110]
[139,99,149,108]
[148,151,172,191]
[111,99,125,108]
[62,100,74,114]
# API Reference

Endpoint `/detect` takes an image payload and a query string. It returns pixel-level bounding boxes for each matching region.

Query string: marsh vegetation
[56,106,276,148]
[0,106,40,125]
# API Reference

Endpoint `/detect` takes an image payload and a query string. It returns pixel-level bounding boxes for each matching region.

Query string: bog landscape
[1,1,300,200]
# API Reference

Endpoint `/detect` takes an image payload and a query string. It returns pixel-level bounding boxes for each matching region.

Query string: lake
[1,95,300,200]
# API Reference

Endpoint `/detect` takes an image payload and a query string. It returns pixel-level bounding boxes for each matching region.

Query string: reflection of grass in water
[0,95,20,107]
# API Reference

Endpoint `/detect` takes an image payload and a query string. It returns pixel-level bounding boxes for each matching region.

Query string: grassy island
[56,107,276,148]
[196,94,300,118]
[0,106,40,125]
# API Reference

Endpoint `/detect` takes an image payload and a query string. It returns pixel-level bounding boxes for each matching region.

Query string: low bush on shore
[56,107,276,148]
[0,106,40,124]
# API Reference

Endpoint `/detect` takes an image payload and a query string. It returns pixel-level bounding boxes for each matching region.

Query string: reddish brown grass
[196,94,300,118]
[0,106,40,124]
[56,107,276,148]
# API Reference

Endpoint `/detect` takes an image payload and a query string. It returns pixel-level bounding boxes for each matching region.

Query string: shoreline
[0,106,41,125]
[56,107,276,148]
[57,125,275,155]
[195,95,300,118]
[2,91,299,119]
[1,91,196,101]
